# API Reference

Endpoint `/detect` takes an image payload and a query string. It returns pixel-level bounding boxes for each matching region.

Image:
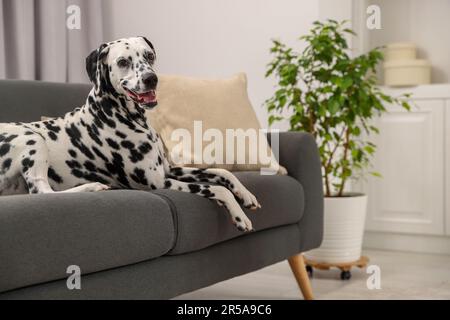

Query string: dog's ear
[85,43,110,85]
[98,43,110,60]
[85,49,99,83]
[140,36,155,52]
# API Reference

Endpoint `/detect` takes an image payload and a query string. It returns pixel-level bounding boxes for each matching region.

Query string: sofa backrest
[0,80,91,122]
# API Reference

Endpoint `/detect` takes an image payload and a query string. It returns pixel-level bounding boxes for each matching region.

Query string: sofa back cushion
[0,80,90,123]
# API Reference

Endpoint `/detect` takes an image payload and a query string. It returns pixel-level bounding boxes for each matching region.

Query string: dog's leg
[20,137,109,194]
[59,182,110,193]
[168,167,260,209]
[163,178,253,232]
[20,139,57,194]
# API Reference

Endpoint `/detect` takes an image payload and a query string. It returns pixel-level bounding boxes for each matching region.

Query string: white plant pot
[304,194,368,264]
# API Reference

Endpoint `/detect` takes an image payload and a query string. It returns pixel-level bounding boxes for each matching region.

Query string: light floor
[176,249,450,300]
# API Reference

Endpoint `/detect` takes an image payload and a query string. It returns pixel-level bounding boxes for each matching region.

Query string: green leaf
[343,28,357,36]
[370,171,382,178]
[369,126,380,134]
[328,99,340,115]
[364,145,375,155]
[341,77,353,90]
[379,93,393,103]
[294,103,304,113]
[402,101,411,111]
[275,88,286,98]
[268,115,283,126]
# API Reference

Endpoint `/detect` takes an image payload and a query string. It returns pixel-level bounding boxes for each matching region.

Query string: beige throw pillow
[148,73,286,174]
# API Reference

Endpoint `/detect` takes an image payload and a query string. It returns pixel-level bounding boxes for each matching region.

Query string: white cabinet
[362,85,450,253]
[365,99,444,235]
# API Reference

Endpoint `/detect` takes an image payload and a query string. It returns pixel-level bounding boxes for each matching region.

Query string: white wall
[103,0,320,129]
[319,0,353,23]
[368,0,450,83]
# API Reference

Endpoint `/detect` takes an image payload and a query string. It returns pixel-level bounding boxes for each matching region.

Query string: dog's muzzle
[124,88,158,109]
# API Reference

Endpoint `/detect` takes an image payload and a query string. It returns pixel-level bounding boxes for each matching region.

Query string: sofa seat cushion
[0,190,175,293]
[153,172,305,255]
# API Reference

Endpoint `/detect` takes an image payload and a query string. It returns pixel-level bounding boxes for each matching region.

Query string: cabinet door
[365,99,444,235]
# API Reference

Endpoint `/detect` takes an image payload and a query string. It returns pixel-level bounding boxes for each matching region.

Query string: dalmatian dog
[0,37,260,231]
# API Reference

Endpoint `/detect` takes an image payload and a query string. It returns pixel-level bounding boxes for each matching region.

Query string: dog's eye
[117,58,130,68]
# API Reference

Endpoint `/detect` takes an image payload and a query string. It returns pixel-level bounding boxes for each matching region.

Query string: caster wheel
[340,270,351,280]
[306,265,313,277]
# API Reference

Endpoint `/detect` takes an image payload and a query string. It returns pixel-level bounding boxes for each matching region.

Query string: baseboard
[363,231,450,255]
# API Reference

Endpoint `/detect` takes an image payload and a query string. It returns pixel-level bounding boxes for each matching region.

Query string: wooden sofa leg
[288,254,314,300]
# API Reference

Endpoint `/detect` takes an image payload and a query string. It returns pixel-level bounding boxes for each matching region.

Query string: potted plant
[265,20,410,266]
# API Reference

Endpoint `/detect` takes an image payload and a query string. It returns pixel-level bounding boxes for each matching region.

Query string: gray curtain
[0,0,104,83]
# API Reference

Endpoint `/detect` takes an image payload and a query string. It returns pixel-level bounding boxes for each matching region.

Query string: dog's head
[86,36,158,109]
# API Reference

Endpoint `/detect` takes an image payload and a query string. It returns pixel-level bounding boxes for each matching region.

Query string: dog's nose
[142,73,158,88]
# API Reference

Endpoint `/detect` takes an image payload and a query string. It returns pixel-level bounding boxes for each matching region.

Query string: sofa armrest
[276,132,324,251]
[0,190,174,293]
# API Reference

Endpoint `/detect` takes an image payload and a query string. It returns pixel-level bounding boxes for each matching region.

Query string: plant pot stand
[304,256,369,280]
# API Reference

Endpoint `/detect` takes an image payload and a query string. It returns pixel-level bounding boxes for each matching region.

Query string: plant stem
[337,127,350,197]
[323,161,331,197]
[309,111,316,137]
[323,126,345,197]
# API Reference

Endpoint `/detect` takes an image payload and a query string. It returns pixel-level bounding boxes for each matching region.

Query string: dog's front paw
[232,213,254,232]
[86,182,111,192]
[235,187,261,210]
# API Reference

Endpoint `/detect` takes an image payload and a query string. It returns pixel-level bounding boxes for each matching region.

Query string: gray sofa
[0,79,323,299]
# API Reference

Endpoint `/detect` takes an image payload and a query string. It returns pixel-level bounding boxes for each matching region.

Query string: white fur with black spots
[0,37,260,232]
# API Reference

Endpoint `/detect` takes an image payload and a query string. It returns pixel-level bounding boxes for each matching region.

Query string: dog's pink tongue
[139,90,156,103]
